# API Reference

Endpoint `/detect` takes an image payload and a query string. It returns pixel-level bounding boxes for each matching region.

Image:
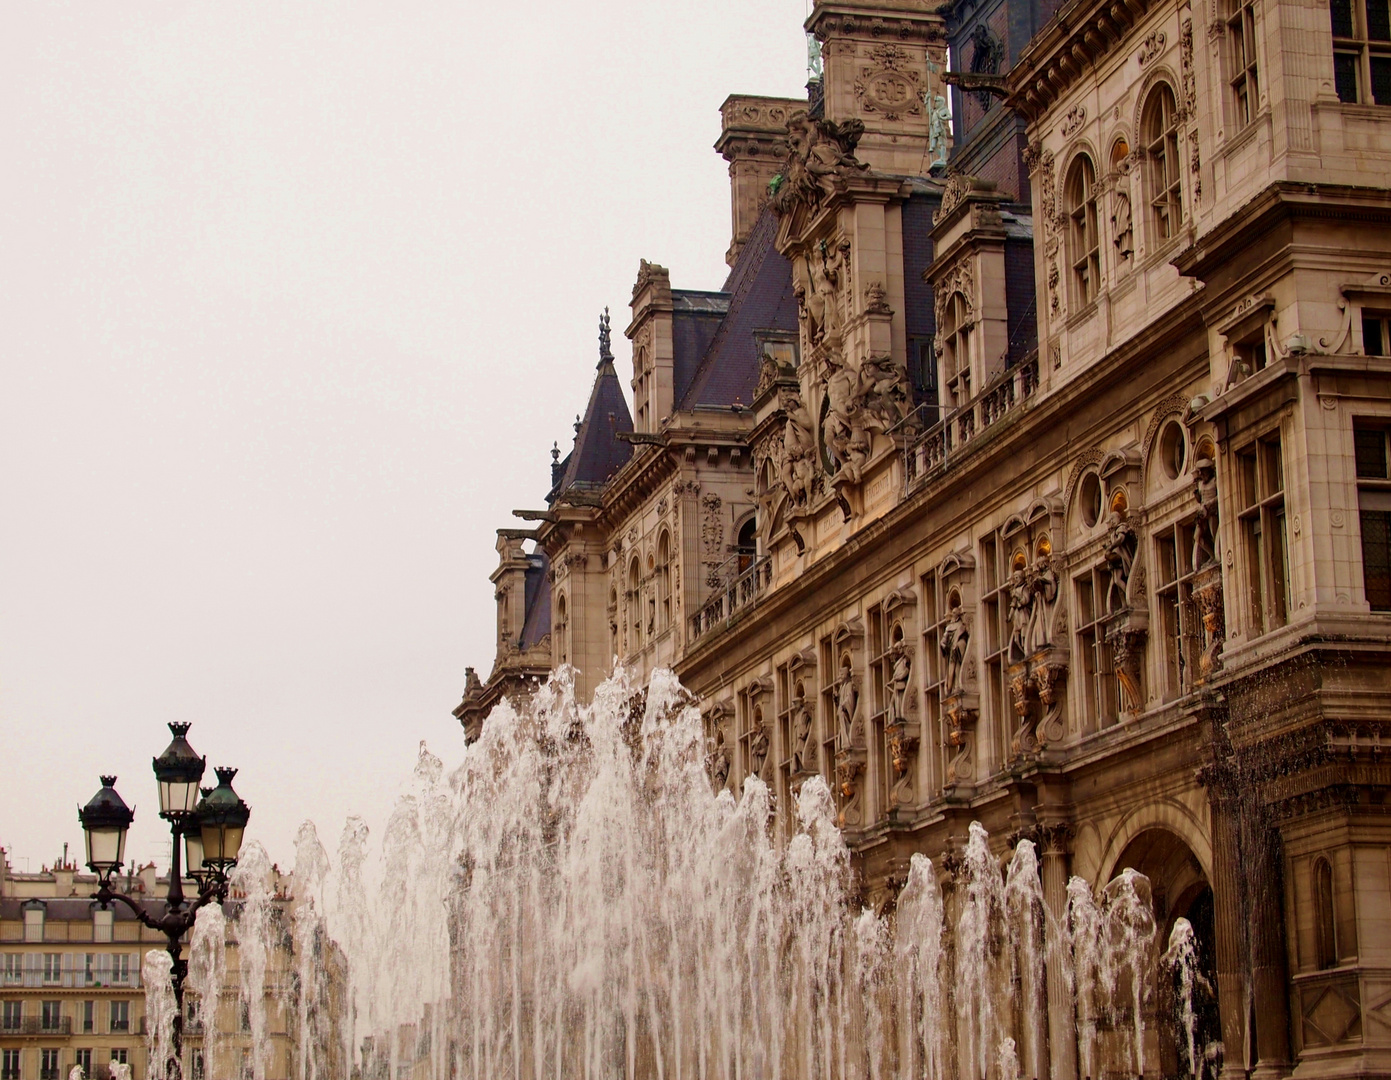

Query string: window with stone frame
[1330,0,1391,103]
[656,530,672,630]
[0,1050,17,1080]
[1,1002,19,1031]
[39,1001,60,1032]
[1353,424,1391,609]
[1155,519,1204,699]
[867,605,896,816]
[1237,433,1290,633]
[555,593,569,666]
[628,556,642,650]
[39,1048,58,1080]
[1226,0,1261,126]
[1066,154,1101,305]
[818,635,839,796]
[979,536,1035,773]
[1313,856,1339,968]
[1073,563,1120,731]
[941,292,973,404]
[1362,308,1391,355]
[75,1050,93,1077]
[736,685,767,787]
[109,1048,128,1067]
[1143,83,1184,242]
[109,999,129,1033]
[40,954,60,986]
[776,663,795,835]
[918,570,946,794]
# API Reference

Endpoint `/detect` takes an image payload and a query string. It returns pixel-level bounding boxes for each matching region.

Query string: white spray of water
[204,667,1191,1080]
[229,841,275,1080]
[894,853,946,1080]
[141,949,176,1080]
[1163,917,1203,1080]
[186,902,228,1077]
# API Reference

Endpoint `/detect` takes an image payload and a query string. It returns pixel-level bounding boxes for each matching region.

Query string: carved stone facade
[458,0,1391,1078]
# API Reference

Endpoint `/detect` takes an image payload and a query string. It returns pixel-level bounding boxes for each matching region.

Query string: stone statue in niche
[822,354,909,484]
[1007,564,1033,661]
[791,689,815,773]
[835,660,859,751]
[1192,456,1219,568]
[940,602,970,695]
[1026,556,1059,655]
[709,728,731,791]
[887,642,912,724]
[771,111,870,214]
[749,718,770,779]
[1112,186,1134,260]
[801,239,850,345]
[776,393,818,509]
[1103,511,1138,612]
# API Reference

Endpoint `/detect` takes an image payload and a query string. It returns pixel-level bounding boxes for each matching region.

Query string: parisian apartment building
[455,0,1391,1076]
[0,851,324,1080]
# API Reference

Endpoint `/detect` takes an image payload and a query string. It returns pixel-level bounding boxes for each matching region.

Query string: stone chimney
[808,0,949,175]
[715,96,803,266]
[491,529,536,663]
[627,260,674,432]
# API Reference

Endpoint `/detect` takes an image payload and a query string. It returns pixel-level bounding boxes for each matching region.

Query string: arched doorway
[1110,828,1221,1080]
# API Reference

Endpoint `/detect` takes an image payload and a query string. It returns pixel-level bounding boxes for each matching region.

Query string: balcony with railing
[0,1017,73,1037]
[904,353,1039,486]
[688,556,773,644]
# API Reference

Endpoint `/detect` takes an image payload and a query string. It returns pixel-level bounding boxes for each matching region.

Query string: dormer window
[1067,155,1100,305]
[941,292,973,403]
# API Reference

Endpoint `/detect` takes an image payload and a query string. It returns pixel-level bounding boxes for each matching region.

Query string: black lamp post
[78,723,251,1080]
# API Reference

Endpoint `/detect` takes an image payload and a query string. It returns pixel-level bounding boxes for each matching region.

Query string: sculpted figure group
[770,110,870,215]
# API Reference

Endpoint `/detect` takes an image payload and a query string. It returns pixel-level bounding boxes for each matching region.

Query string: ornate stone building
[457,0,1391,1075]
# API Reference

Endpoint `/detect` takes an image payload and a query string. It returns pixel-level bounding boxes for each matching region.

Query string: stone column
[1040,824,1077,1080]
[1207,775,1249,1080]
[1245,810,1292,1078]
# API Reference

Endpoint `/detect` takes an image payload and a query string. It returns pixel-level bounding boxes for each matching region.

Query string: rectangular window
[1363,311,1390,356]
[191,1049,206,1080]
[40,955,60,986]
[110,1049,128,1066]
[1074,568,1119,730]
[81,1001,93,1034]
[92,909,113,944]
[74,1051,91,1076]
[109,955,130,986]
[1228,0,1260,125]
[1155,523,1204,699]
[1355,425,1391,609]
[39,1050,58,1080]
[109,1000,129,1033]
[1238,435,1290,634]
[1331,0,1391,103]
[24,906,45,943]
[0,1049,19,1080]
[1,956,19,986]
[39,1002,60,1032]
[1,1002,20,1031]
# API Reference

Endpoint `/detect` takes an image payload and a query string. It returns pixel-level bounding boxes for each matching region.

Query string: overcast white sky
[0,0,809,872]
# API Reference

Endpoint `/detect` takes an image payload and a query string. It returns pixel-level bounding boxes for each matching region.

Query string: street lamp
[77,723,251,1080]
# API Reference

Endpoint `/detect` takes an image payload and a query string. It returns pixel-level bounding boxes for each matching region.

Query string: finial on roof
[598,307,613,366]
[574,414,582,436]
[551,441,560,464]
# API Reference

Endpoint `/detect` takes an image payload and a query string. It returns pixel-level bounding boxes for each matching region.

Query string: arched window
[657,531,672,629]
[1314,857,1338,969]
[941,292,972,403]
[628,556,642,648]
[736,517,757,574]
[555,594,569,666]
[1144,84,1183,241]
[1067,155,1100,304]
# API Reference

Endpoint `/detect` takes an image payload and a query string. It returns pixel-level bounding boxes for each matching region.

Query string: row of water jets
[136,669,1212,1080]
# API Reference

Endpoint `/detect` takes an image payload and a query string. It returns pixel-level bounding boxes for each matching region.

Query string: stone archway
[1110,827,1221,1080]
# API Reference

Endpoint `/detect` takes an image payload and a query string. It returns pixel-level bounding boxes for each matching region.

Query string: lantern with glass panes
[77,723,251,1079]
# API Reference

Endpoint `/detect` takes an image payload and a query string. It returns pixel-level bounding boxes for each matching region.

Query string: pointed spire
[598,307,613,367]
